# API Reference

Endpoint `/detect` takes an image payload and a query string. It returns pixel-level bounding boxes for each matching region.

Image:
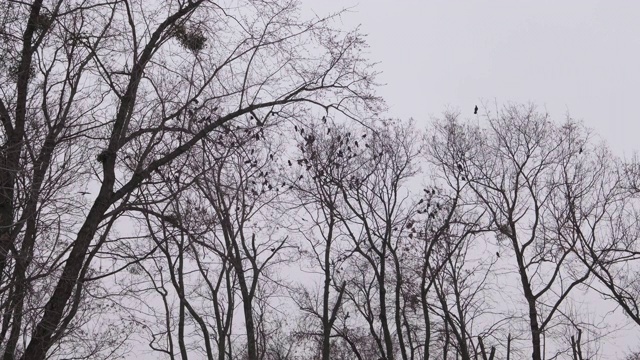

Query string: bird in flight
[474,105,478,115]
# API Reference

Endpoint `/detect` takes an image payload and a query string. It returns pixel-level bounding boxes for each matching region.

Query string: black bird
[457,164,463,171]
[496,252,500,258]
[305,135,315,145]
[579,147,583,154]
[474,105,478,114]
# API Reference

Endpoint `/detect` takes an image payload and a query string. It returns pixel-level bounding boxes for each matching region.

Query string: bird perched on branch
[474,105,478,115]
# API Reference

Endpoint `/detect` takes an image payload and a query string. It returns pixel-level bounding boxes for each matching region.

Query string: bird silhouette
[474,105,478,115]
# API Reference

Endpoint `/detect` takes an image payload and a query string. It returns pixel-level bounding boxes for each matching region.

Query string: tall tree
[428,106,607,360]
[287,119,350,360]
[317,119,423,360]
[0,1,378,358]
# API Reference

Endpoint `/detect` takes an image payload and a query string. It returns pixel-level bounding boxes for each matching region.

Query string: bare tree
[120,120,299,360]
[428,105,608,360]
[574,154,640,328]
[286,118,351,360]
[405,148,495,360]
[193,127,292,360]
[429,233,500,360]
[4,1,634,357]
[0,0,379,358]
[308,119,423,360]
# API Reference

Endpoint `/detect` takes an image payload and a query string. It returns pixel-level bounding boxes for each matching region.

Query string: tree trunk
[520,260,542,360]
[378,260,395,360]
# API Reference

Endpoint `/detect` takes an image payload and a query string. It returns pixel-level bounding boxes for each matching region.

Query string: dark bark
[321,212,345,360]
[378,256,395,360]
[513,243,542,360]
[21,3,206,358]
[0,0,44,289]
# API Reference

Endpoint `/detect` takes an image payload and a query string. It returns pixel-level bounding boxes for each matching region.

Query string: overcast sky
[301,1,640,357]
[305,1,640,157]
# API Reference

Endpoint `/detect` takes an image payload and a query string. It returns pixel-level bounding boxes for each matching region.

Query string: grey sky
[306,1,640,156]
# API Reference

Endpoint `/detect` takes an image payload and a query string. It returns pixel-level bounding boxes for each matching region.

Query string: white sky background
[304,0,640,157]
[298,1,640,357]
